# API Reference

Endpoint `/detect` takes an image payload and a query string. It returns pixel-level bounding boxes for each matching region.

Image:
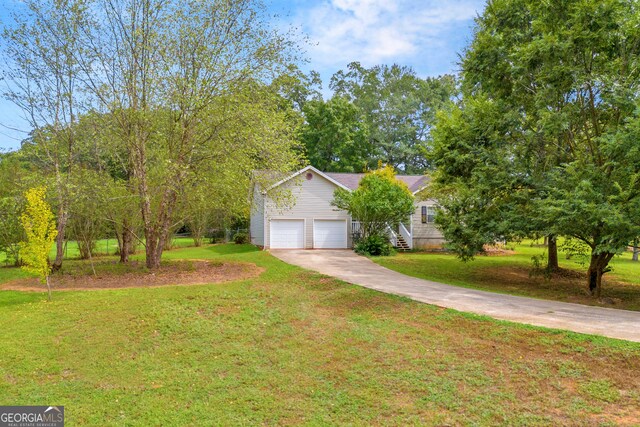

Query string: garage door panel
[270,219,304,249]
[313,220,347,249]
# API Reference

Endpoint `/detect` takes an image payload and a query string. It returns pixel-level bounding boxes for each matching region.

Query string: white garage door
[270,219,304,249]
[313,220,347,249]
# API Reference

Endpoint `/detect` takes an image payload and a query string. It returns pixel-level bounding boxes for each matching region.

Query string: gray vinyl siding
[250,185,265,246]
[412,199,445,248]
[265,171,351,249]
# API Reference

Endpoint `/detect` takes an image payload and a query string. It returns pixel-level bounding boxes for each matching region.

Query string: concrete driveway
[272,250,640,343]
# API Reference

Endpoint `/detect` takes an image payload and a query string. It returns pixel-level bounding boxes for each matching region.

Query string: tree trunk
[120,227,132,263]
[141,178,180,270]
[632,239,639,262]
[45,275,52,301]
[52,206,67,271]
[547,234,559,271]
[117,221,134,264]
[586,252,614,298]
[163,234,174,251]
[145,231,162,269]
[87,243,96,277]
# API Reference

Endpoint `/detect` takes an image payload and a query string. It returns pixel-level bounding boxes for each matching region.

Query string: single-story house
[250,165,445,250]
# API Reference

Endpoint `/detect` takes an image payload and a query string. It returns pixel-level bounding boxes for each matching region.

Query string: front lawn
[374,241,640,311]
[0,244,639,425]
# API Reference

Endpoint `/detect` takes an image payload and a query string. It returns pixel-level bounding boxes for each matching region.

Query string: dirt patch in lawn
[1,260,263,291]
[481,244,517,256]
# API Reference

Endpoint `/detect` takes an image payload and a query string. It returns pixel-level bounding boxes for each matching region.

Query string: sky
[0,0,487,151]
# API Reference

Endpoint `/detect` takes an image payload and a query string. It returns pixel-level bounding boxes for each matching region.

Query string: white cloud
[294,0,484,69]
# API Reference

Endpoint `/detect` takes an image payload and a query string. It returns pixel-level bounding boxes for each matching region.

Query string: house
[250,165,445,250]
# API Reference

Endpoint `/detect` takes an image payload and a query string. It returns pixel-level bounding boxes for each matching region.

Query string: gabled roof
[326,172,429,194]
[266,165,351,192]
[261,166,430,195]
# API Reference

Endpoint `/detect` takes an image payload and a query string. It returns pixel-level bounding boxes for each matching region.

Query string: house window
[421,206,436,223]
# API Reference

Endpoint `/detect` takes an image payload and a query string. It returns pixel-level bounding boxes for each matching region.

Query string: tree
[431,0,640,297]
[67,169,109,262]
[271,65,323,112]
[0,153,30,266]
[20,187,58,301]
[73,111,142,263]
[300,97,371,172]
[77,0,301,269]
[100,177,141,263]
[332,166,415,241]
[0,197,25,266]
[330,62,456,173]
[184,168,248,247]
[3,0,303,269]
[2,0,88,272]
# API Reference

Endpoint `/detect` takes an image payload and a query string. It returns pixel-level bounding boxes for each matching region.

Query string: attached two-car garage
[269,219,348,249]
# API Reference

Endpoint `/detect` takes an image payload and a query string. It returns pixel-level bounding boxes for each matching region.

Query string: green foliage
[19,187,57,291]
[330,62,456,173]
[431,97,529,260]
[0,153,33,265]
[67,169,110,259]
[0,197,25,266]
[233,232,248,245]
[431,0,640,294]
[332,166,414,240]
[300,97,371,172]
[270,65,323,112]
[561,238,591,265]
[2,0,304,270]
[354,234,393,256]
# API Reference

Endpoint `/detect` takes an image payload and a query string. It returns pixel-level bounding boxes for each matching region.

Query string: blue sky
[0,0,486,151]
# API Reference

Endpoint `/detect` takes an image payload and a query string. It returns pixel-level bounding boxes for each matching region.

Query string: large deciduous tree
[300,97,371,173]
[330,62,456,174]
[431,0,640,297]
[82,0,301,268]
[2,0,89,271]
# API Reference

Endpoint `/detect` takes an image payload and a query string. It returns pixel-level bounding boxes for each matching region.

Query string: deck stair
[395,234,411,252]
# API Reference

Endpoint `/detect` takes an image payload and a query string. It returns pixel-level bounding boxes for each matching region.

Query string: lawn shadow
[207,243,259,256]
[0,290,45,307]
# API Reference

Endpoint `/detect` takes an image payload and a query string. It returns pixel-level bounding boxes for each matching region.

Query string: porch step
[395,235,411,252]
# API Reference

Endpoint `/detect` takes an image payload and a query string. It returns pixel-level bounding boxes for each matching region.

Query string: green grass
[1,243,639,425]
[0,236,200,265]
[50,236,199,259]
[374,240,640,311]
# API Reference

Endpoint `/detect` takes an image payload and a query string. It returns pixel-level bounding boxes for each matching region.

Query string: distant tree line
[274,62,457,174]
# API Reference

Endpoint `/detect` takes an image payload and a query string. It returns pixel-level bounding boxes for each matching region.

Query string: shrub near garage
[233,232,249,244]
[332,165,414,256]
[355,234,393,256]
